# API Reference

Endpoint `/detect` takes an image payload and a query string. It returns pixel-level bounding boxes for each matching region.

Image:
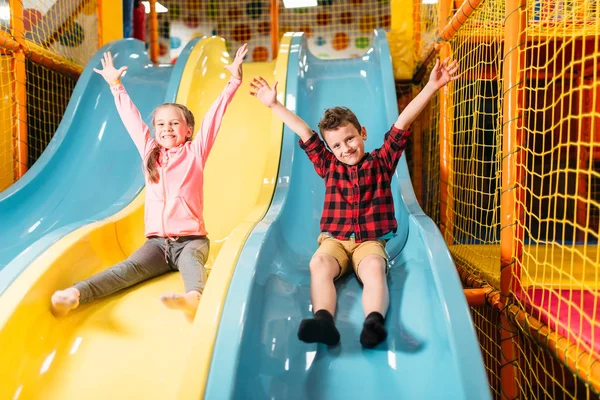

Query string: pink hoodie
[111,76,241,238]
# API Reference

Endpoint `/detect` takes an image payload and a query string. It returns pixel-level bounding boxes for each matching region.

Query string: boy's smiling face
[323,123,367,166]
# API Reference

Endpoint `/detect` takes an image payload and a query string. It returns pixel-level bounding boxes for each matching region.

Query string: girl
[51,43,248,321]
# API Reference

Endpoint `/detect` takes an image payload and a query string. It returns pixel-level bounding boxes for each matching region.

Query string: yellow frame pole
[97,0,123,47]
[10,0,28,179]
[438,0,454,244]
[149,0,158,64]
[499,0,526,397]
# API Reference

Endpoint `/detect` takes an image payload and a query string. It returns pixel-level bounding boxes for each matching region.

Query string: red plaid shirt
[299,126,411,243]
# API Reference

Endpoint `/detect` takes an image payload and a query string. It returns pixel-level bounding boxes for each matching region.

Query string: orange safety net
[0,0,98,191]
[415,0,600,396]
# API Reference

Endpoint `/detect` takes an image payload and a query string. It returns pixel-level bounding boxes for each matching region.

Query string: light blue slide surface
[205,31,491,399]
[0,39,189,294]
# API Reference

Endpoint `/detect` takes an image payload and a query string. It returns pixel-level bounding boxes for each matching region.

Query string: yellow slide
[0,35,291,399]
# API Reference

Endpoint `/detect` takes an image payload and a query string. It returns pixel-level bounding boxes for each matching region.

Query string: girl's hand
[225,43,249,80]
[93,51,128,85]
[428,57,460,91]
[249,77,278,108]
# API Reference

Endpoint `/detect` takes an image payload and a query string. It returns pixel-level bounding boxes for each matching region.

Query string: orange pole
[464,287,493,307]
[500,0,526,397]
[22,41,83,77]
[438,0,454,245]
[10,0,28,180]
[576,77,590,243]
[270,0,279,59]
[149,0,158,64]
[0,32,82,78]
[0,31,20,52]
[439,0,484,42]
[97,0,104,47]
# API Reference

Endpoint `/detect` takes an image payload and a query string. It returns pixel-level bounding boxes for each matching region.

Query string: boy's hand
[224,43,248,80]
[427,57,460,91]
[249,77,278,108]
[93,51,128,85]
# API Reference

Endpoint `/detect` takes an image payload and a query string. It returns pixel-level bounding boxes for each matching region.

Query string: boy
[250,57,459,347]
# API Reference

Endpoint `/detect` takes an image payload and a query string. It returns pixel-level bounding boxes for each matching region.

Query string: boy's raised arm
[394,57,460,130]
[250,77,314,142]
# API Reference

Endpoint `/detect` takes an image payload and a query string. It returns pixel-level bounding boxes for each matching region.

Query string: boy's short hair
[318,107,361,138]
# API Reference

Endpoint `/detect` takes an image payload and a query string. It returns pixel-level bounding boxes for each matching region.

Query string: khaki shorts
[313,233,388,281]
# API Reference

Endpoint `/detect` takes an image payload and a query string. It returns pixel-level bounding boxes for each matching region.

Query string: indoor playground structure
[0,0,598,399]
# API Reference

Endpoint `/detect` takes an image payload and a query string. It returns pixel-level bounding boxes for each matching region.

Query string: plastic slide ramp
[0,39,174,294]
[200,31,492,400]
[0,35,291,399]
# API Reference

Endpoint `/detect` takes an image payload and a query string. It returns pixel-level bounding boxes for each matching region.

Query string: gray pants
[75,236,209,304]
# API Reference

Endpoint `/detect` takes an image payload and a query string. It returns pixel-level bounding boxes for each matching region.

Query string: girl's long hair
[146,103,195,183]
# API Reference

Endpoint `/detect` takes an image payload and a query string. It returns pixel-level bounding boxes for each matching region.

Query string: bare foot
[51,288,80,317]
[160,291,201,322]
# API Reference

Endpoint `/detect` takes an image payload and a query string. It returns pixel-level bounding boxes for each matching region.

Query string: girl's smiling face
[153,106,192,149]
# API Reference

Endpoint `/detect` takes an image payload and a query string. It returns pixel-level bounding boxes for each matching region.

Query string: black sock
[297,309,340,346]
[360,311,387,348]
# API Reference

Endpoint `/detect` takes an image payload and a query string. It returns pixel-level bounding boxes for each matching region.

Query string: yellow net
[26,60,76,164]
[279,0,391,59]
[471,306,502,398]
[410,63,440,222]
[511,0,600,391]
[148,0,392,64]
[417,0,600,396]
[413,0,439,63]
[436,0,505,287]
[0,0,98,191]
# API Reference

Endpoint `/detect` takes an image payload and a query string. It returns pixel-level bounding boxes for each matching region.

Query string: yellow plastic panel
[176,33,292,399]
[0,34,290,400]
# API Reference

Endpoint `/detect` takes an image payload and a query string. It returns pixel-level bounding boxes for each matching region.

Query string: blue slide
[204,31,491,399]
[0,39,186,293]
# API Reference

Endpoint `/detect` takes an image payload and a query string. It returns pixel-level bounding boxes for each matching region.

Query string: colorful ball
[170,36,181,49]
[23,8,42,31]
[168,4,181,19]
[316,12,331,26]
[159,42,168,56]
[227,5,241,19]
[187,0,202,13]
[340,11,353,25]
[58,22,84,47]
[355,36,370,49]
[206,0,219,19]
[299,25,312,38]
[258,21,270,36]
[252,46,269,62]
[184,15,200,28]
[381,14,391,29]
[232,24,251,42]
[332,32,349,51]
[159,20,169,38]
[245,1,263,20]
[359,15,376,33]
